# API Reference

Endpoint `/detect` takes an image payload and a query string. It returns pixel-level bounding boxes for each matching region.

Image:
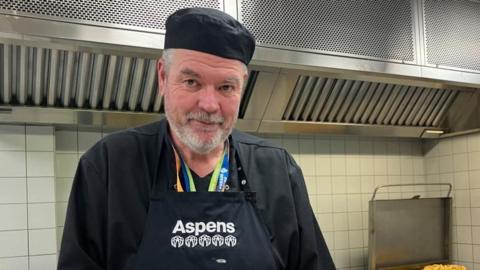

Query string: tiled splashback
[264,134,426,269]
[424,134,480,269]
[0,125,57,269]
[1,123,479,269]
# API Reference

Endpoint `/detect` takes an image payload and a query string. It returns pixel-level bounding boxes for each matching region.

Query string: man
[58,7,335,270]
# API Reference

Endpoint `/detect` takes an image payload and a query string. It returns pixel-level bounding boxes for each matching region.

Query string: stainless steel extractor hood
[1,0,480,139]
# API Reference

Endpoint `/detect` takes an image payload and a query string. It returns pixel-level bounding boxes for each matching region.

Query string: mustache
[186,112,224,124]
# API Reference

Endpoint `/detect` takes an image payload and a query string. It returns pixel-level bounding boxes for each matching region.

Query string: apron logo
[171,236,184,248]
[211,235,224,246]
[198,235,211,247]
[171,220,237,248]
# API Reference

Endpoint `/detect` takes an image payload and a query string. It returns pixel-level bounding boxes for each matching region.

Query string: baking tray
[368,183,452,270]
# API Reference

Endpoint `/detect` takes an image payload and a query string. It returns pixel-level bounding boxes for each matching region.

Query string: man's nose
[197,85,220,113]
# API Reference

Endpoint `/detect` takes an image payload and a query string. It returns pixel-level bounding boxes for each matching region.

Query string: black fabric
[164,8,255,65]
[191,170,213,192]
[57,119,336,270]
[134,192,279,270]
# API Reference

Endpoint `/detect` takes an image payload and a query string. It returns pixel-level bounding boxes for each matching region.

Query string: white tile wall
[0,124,57,270]
[0,230,29,257]
[0,256,29,270]
[28,229,57,255]
[29,255,57,270]
[424,132,480,268]
[0,178,27,204]
[0,125,26,151]
[262,135,427,270]
[0,204,27,231]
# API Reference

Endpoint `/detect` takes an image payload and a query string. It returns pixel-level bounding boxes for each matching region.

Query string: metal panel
[103,55,118,110]
[141,60,158,112]
[301,78,325,121]
[292,77,316,121]
[32,48,44,105]
[62,51,76,107]
[47,49,59,106]
[360,83,385,124]
[311,78,335,121]
[115,57,133,110]
[242,71,279,121]
[433,91,457,127]
[344,81,370,123]
[353,82,378,123]
[128,58,146,111]
[369,197,451,269]
[2,44,11,103]
[240,0,415,62]
[419,90,443,126]
[426,91,450,127]
[318,79,345,122]
[368,84,394,124]
[76,53,92,108]
[410,89,437,126]
[424,0,480,71]
[89,54,105,109]
[18,46,28,105]
[391,86,415,125]
[283,76,307,120]
[397,87,423,125]
[336,80,361,123]
[152,91,163,113]
[328,80,352,122]
[0,0,221,32]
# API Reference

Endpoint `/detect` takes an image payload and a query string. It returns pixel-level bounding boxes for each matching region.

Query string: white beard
[166,109,233,154]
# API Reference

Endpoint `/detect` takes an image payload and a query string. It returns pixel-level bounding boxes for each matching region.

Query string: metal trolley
[368,183,452,270]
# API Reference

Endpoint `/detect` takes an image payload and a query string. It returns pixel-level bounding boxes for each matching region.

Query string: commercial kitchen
[0,0,479,269]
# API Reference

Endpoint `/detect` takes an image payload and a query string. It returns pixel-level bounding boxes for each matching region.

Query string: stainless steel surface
[89,54,105,109]
[0,106,260,132]
[276,71,459,128]
[424,0,480,71]
[1,1,480,138]
[371,183,453,200]
[0,0,222,33]
[369,185,452,269]
[258,120,426,138]
[240,0,415,63]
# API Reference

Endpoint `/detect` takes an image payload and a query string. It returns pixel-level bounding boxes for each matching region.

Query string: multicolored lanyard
[172,142,229,192]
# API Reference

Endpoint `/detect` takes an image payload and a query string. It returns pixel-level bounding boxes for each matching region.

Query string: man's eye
[219,85,235,92]
[184,79,198,87]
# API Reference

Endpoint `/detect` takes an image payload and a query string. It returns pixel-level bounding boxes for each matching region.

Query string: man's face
[158,49,247,154]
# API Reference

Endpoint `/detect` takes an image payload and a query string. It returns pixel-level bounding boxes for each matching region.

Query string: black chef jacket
[57,119,335,270]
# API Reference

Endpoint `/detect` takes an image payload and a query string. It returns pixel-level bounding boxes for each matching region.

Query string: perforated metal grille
[424,0,480,71]
[0,0,221,30]
[282,75,458,127]
[240,0,415,62]
[0,43,255,118]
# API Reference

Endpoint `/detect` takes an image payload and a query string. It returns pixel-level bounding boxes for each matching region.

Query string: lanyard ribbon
[173,142,229,192]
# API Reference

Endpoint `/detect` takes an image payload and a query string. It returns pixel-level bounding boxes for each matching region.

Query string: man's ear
[157,58,167,96]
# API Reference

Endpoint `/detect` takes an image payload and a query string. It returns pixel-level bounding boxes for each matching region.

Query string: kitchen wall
[6,123,474,270]
[424,133,480,270]
[262,134,426,270]
[0,124,57,269]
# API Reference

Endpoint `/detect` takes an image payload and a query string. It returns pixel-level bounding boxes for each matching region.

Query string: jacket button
[225,184,230,190]
[237,167,242,171]
[241,179,247,185]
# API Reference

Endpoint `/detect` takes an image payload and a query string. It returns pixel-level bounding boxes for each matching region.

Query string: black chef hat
[164,8,255,65]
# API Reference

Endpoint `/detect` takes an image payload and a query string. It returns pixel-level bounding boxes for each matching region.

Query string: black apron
[134,156,280,270]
